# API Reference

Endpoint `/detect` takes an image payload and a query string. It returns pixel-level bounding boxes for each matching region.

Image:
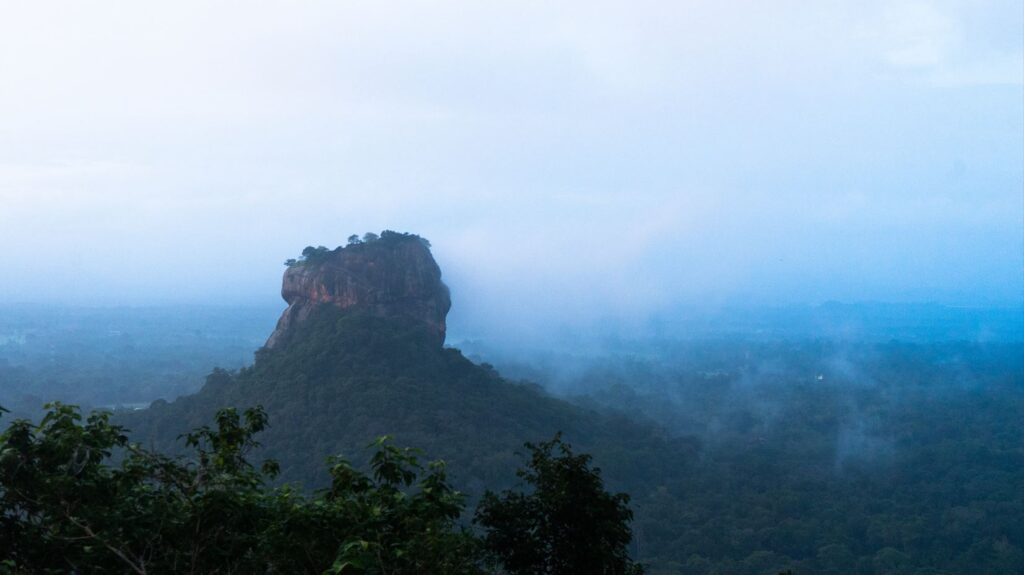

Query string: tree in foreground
[475,434,645,575]
[0,404,482,574]
[0,405,648,575]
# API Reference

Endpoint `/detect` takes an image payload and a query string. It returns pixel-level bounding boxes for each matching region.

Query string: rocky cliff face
[265,234,451,349]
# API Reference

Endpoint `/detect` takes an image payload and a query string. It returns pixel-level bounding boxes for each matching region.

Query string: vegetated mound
[122,233,685,493]
[115,233,1024,573]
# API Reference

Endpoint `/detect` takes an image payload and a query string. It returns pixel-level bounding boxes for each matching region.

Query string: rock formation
[265,232,451,349]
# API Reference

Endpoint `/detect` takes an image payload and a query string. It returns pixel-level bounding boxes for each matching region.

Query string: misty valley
[3,0,1021,572]
[0,238,1020,574]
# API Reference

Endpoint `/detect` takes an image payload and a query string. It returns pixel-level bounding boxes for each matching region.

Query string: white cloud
[869,0,1023,86]
[0,1,1020,310]
[881,1,956,69]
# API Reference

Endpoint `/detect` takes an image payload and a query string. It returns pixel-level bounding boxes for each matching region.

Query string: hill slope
[120,233,1024,574]
[122,232,684,493]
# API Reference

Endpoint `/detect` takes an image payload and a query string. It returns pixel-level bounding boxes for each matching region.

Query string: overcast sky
[1,1,1021,330]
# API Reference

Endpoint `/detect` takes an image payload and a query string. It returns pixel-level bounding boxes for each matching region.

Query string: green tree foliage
[302,245,333,262]
[12,293,1017,573]
[285,245,334,267]
[285,233,432,267]
[0,403,645,575]
[124,309,683,498]
[117,304,1024,574]
[475,434,644,575]
[0,403,485,574]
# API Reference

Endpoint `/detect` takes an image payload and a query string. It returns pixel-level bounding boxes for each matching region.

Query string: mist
[1,1,1021,336]
[2,5,1023,570]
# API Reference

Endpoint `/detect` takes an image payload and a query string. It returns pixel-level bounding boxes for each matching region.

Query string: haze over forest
[0,3,1022,574]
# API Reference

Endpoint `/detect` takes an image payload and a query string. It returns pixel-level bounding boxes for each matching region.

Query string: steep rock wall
[265,235,450,349]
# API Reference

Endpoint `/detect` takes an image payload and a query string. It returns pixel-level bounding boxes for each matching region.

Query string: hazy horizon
[2,1,1022,327]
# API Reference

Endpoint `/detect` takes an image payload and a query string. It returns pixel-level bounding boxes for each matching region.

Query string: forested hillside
[4,233,1021,573]
[121,310,1024,574]
[122,309,687,505]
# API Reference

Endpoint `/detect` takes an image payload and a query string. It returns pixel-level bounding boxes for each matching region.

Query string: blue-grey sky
[1,1,1021,328]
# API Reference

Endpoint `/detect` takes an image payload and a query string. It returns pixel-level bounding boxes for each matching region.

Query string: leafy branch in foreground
[0,404,645,575]
[0,403,481,574]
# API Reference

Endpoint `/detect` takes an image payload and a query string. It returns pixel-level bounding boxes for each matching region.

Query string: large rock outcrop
[265,232,451,349]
